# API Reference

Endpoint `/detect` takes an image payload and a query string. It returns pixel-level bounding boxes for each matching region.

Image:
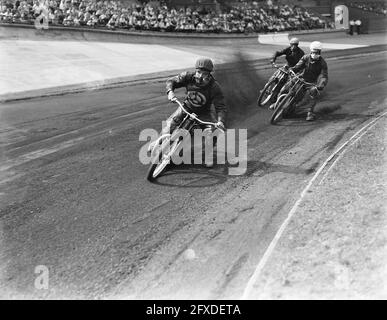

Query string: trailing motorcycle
[257,63,290,107]
[270,69,319,124]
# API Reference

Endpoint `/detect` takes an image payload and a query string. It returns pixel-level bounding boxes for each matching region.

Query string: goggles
[311,50,321,58]
[195,69,211,84]
[195,69,211,80]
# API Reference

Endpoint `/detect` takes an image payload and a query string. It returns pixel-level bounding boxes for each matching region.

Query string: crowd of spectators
[348,1,386,16]
[0,0,332,33]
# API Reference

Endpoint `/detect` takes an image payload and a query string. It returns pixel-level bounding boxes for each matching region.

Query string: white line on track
[317,123,375,187]
[317,152,345,186]
[240,109,387,300]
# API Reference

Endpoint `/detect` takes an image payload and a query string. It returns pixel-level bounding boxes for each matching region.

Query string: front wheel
[146,137,182,182]
[257,78,277,107]
[270,94,294,125]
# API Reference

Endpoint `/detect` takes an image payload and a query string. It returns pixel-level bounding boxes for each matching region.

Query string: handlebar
[271,63,317,88]
[171,98,224,131]
[269,62,320,99]
[271,62,289,73]
[287,69,317,88]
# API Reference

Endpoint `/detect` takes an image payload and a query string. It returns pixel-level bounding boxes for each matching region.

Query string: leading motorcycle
[146,98,224,182]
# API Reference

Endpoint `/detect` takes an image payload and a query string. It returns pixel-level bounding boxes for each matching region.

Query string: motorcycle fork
[179,115,195,131]
[172,116,195,141]
[284,81,301,112]
[271,74,280,89]
[294,84,306,104]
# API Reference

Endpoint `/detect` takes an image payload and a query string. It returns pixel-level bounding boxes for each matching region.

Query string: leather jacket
[291,54,328,89]
[272,46,305,67]
[166,71,227,124]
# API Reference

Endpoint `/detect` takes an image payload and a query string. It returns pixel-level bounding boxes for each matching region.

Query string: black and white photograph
[0,0,386,303]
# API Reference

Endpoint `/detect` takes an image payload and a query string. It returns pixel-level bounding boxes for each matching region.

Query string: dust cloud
[213,52,267,127]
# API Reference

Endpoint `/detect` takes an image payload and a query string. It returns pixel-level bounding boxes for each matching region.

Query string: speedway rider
[278,41,328,121]
[270,37,305,68]
[268,38,304,109]
[162,57,227,167]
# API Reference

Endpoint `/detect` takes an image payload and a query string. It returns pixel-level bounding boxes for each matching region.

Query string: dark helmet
[195,58,214,72]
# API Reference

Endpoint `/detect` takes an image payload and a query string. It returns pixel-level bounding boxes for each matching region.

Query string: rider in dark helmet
[164,57,227,132]
[161,57,227,167]
[268,37,305,110]
[270,37,305,68]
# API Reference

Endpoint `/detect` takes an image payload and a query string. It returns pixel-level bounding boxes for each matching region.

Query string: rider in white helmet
[278,41,328,121]
[270,37,305,67]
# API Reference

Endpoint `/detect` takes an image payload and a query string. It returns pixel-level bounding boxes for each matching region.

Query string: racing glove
[167,90,176,102]
[309,87,319,97]
[215,121,226,132]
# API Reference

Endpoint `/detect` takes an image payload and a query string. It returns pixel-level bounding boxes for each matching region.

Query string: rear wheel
[257,78,277,107]
[270,94,294,125]
[146,137,181,182]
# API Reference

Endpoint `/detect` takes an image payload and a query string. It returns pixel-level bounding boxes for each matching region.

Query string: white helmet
[310,41,323,51]
[289,37,299,45]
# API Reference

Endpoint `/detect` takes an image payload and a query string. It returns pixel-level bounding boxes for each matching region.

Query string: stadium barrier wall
[0,23,345,45]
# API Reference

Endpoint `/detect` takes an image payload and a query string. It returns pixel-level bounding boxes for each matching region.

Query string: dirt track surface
[0,51,386,299]
[249,116,387,299]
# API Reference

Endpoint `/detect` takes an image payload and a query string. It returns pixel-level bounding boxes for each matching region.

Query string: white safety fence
[258,32,369,49]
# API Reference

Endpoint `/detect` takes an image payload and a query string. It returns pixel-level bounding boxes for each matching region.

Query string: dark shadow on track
[317,113,373,121]
[148,164,229,187]
[244,160,317,177]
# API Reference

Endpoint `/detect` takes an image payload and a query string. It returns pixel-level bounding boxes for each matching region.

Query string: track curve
[0,51,386,299]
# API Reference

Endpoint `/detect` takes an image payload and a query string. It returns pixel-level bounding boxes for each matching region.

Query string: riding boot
[306,100,317,121]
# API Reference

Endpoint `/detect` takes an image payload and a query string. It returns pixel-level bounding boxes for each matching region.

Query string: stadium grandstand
[347,0,386,15]
[0,0,385,34]
[0,0,335,33]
